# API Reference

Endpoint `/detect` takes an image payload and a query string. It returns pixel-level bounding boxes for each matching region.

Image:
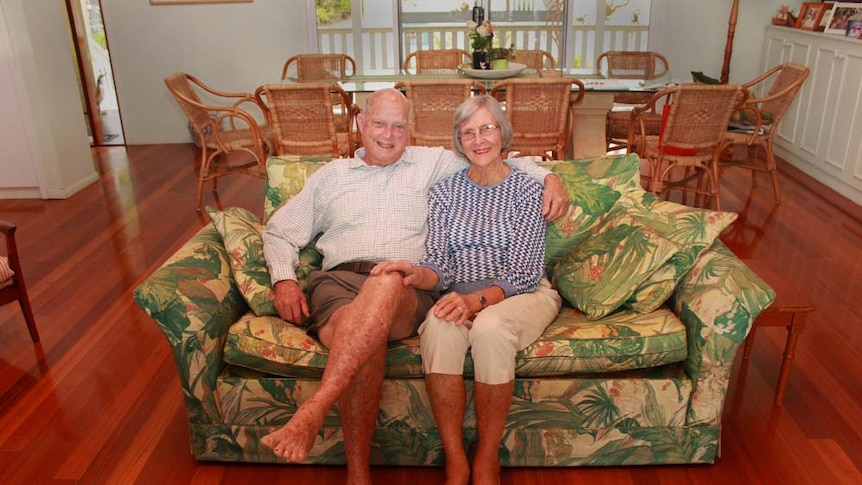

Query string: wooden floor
[1,144,861,484]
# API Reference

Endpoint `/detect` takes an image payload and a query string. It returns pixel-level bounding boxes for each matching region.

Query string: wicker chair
[630,84,749,211]
[402,49,472,74]
[280,54,357,82]
[512,49,556,72]
[490,77,585,160]
[164,72,271,210]
[721,63,810,204]
[394,79,486,147]
[255,83,359,158]
[597,51,670,151]
[0,220,38,343]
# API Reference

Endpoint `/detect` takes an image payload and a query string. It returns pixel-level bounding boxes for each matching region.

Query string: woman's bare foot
[260,403,327,462]
[443,455,470,485]
[471,451,501,485]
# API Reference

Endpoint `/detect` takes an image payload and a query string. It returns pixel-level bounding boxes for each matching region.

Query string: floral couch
[133,152,774,466]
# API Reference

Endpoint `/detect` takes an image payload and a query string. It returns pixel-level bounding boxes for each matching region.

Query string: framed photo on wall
[797,3,829,30]
[824,3,862,35]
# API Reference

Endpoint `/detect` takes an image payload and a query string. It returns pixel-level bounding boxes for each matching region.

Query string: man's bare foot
[260,405,327,462]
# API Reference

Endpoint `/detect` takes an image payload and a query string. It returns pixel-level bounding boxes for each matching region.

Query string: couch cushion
[223,306,687,379]
[539,153,644,265]
[206,206,276,316]
[624,199,738,313]
[206,206,324,317]
[264,155,330,222]
[551,201,681,320]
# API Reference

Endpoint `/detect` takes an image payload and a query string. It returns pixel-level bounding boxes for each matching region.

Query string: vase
[472,51,490,70]
[491,58,509,70]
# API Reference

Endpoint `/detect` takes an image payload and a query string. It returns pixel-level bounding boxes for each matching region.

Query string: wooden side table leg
[774,312,807,406]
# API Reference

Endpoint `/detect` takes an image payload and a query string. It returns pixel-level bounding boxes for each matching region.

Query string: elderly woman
[371,95,561,485]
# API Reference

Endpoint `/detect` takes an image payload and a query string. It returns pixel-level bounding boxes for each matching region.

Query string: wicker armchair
[280,54,357,82]
[512,49,556,72]
[490,77,585,160]
[402,49,472,74]
[598,51,670,151]
[255,83,359,158]
[164,72,271,210]
[721,63,810,203]
[0,220,38,343]
[394,79,486,147]
[630,84,748,211]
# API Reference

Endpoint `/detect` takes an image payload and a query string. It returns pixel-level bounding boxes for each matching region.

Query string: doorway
[66,0,124,146]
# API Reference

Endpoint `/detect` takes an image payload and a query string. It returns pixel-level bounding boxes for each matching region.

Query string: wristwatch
[478,293,488,310]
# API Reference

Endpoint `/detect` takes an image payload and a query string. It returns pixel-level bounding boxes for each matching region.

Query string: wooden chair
[630,84,749,211]
[255,83,359,158]
[721,62,810,203]
[0,220,39,343]
[394,79,486,147]
[513,49,556,72]
[164,72,271,210]
[490,77,585,160]
[402,49,472,74]
[280,54,357,82]
[597,51,670,151]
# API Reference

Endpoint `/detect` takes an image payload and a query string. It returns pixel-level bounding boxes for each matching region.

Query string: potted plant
[468,20,493,69]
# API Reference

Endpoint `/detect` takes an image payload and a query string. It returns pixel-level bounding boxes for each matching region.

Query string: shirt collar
[350,147,415,169]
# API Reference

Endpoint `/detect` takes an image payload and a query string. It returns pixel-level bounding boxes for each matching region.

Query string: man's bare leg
[426,373,469,485]
[340,343,387,485]
[261,273,417,462]
[472,381,514,485]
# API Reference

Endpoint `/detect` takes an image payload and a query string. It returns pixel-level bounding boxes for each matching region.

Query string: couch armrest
[670,241,775,426]
[133,224,248,424]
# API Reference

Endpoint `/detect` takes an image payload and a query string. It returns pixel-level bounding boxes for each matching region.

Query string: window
[311,0,656,74]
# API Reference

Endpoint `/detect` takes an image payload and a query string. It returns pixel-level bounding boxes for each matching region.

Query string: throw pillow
[551,203,681,320]
[206,206,277,316]
[540,153,646,266]
[206,206,325,318]
[624,200,738,313]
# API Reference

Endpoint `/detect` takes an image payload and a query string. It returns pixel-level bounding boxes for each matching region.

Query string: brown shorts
[305,262,439,339]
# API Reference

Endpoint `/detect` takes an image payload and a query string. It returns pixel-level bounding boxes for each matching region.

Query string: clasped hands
[371,261,477,326]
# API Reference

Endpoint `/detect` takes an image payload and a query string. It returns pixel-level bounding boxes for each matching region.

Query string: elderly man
[261,88,568,484]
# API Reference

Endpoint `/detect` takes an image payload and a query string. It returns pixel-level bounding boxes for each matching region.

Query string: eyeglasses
[459,124,499,142]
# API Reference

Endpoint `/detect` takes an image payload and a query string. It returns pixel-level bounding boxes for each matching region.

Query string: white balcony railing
[318,24,649,74]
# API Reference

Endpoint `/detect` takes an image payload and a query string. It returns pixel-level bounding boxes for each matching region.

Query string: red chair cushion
[659,104,697,156]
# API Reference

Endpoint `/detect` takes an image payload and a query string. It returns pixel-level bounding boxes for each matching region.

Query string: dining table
[291,68,673,160]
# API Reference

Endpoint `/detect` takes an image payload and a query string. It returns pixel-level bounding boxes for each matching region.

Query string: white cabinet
[762,25,862,206]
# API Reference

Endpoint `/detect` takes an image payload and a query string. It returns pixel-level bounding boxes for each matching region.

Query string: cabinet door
[806,38,862,183]
[762,28,812,148]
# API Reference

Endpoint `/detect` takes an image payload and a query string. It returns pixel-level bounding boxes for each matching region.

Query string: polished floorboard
[0,144,861,484]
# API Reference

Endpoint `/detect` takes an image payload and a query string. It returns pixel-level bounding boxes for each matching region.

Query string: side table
[742,259,815,405]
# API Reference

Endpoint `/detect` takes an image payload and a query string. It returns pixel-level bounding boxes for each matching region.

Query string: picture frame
[817,3,836,32]
[824,3,862,35]
[150,0,252,5]
[797,3,829,30]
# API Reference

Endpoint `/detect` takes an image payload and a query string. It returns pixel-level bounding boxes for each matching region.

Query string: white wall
[658,0,780,85]
[0,1,38,197]
[0,0,96,199]
[101,0,310,144]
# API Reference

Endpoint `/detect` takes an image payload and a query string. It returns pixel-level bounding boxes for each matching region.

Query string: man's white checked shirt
[263,146,550,284]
